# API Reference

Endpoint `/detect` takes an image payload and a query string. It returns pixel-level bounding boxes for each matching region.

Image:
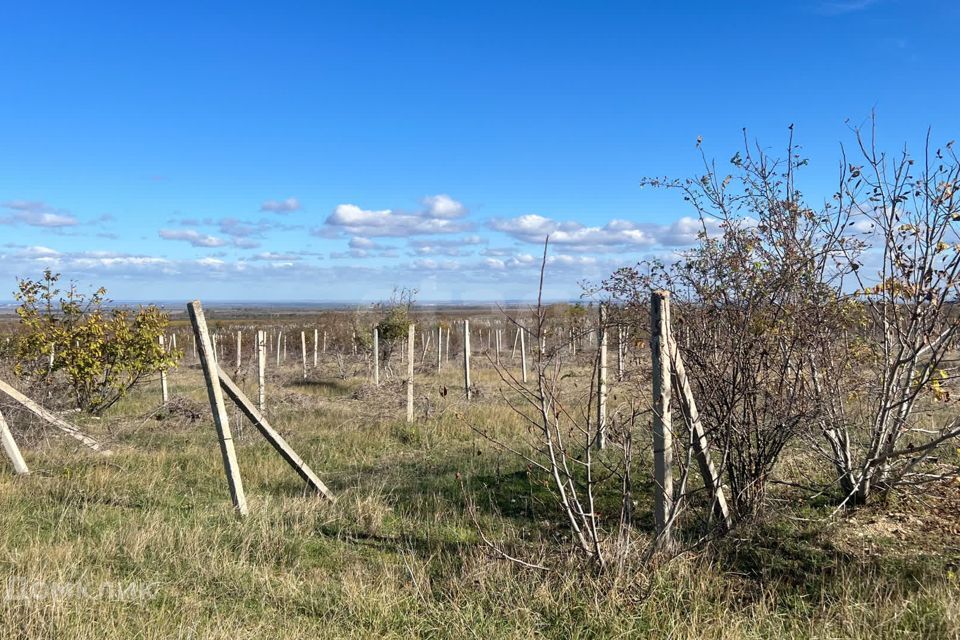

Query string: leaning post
[187,300,248,517]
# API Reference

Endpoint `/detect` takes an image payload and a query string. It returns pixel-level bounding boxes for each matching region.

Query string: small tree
[606,129,856,520]
[372,287,417,365]
[13,270,180,413]
[814,122,960,505]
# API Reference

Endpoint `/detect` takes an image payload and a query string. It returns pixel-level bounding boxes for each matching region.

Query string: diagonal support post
[188,300,248,516]
[668,335,732,531]
[216,367,336,502]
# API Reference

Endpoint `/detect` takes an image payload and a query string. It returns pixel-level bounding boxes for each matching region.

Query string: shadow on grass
[289,379,353,396]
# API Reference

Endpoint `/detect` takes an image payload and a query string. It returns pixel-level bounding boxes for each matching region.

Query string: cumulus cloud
[488,215,658,251]
[158,229,226,247]
[421,194,467,219]
[1,200,79,227]
[260,197,301,213]
[488,214,723,251]
[322,195,471,237]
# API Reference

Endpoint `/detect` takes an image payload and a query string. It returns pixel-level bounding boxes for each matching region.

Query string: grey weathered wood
[596,304,607,451]
[519,326,528,384]
[0,378,110,454]
[300,331,307,380]
[0,408,29,475]
[463,320,472,400]
[256,330,266,413]
[373,327,380,386]
[650,291,674,546]
[159,335,169,404]
[187,300,248,517]
[406,324,415,422]
[668,334,732,530]
[216,366,336,502]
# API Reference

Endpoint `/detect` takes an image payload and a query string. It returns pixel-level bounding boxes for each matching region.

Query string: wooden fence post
[373,327,380,386]
[236,330,242,371]
[300,331,307,380]
[256,330,266,414]
[407,324,415,422]
[651,291,673,546]
[437,326,442,373]
[313,328,318,367]
[617,326,625,382]
[596,305,607,450]
[159,335,169,404]
[463,320,472,400]
[519,326,528,384]
[276,331,282,367]
[187,300,248,517]
[0,408,29,475]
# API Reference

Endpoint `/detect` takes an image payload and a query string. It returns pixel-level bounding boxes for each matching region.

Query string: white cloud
[408,235,485,256]
[1,200,79,227]
[322,195,471,237]
[260,197,301,213]
[21,245,62,258]
[158,229,226,247]
[348,236,378,250]
[411,258,460,271]
[488,214,657,251]
[488,214,725,251]
[422,194,467,219]
[251,252,302,261]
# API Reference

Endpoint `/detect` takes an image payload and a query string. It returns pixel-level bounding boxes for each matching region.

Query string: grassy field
[0,353,957,639]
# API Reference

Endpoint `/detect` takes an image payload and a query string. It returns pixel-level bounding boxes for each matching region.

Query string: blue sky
[1,0,957,302]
